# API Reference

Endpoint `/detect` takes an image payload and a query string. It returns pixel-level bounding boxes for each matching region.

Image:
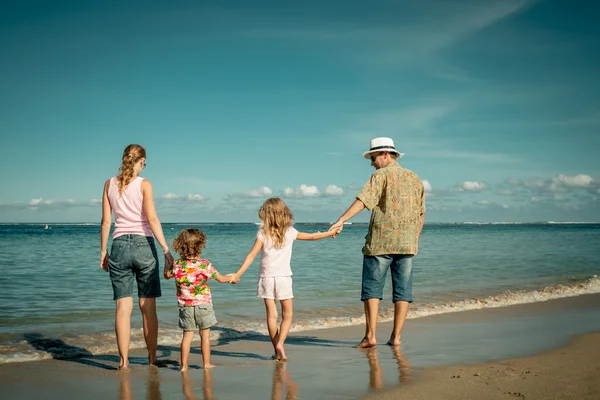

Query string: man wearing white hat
[330,137,425,348]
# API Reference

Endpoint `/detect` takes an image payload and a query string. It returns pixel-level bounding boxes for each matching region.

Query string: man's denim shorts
[108,234,162,300]
[361,254,414,303]
[179,304,217,331]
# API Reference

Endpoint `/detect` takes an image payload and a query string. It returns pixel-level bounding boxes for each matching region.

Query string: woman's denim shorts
[108,234,162,300]
[361,254,414,303]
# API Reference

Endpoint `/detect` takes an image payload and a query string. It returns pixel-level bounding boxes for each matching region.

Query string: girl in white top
[231,197,335,361]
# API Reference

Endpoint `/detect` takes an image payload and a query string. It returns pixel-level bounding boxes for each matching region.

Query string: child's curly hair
[172,229,206,259]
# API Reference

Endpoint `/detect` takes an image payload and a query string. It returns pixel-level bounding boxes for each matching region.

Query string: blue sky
[1,0,599,223]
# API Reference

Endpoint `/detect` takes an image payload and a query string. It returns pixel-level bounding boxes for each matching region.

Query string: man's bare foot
[275,345,287,362]
[386,338,401,346]
[355,337,377,348]
[180,365,189,372]
[203,363,216,369]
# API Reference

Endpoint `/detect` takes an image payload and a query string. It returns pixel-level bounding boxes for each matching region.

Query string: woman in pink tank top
[100,144,174,370]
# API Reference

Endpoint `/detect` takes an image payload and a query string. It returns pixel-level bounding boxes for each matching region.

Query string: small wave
[1,276,598,365]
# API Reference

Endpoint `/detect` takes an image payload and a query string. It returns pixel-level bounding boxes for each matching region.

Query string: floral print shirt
[357,161,426,256]
[168,258,218,307]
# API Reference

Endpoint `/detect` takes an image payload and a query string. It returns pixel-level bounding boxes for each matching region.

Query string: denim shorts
[361,254,414,303]
[108,234,161,300]
[179,304,217,331]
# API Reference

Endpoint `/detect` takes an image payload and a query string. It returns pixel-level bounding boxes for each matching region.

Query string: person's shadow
[23,332,118,370]
[119,365,163,400]
[271,362,298,400]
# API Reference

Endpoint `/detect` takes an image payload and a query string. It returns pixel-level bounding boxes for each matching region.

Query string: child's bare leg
[200,328,214,369]
[139,297,158,365]
[115,297,134,369]
[180,331,194,371]
[275,299,293,361]
[263,299,279,357]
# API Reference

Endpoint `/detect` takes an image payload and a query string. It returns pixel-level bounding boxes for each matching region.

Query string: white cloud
[323,184,344,196]
[552,174,593,188]
[246,186,273,197]
[422,180,432,193]
[460,181,488,192]
[224,186,273,200]
[283,184,321,198]
[186,194,207,202]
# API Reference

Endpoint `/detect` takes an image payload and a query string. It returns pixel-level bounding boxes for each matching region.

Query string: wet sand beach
[1,293,599,399]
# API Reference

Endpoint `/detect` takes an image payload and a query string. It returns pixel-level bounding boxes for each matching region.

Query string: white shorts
[257,276,293,300]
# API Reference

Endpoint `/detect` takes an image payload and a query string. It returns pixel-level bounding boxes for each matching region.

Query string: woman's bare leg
[115,297,134,369]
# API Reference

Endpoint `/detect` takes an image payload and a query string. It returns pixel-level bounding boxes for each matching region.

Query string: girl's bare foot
[203,363,216,369]
[275,345,287,362]
[180,365,189,372]
[118,365,131,372]
[386,338,401,346]
[355,337,377,348]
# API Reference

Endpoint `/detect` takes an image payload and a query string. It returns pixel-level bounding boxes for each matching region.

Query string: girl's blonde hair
[259,197,294,249]
[172,229,207,259]
[117,144,146,193]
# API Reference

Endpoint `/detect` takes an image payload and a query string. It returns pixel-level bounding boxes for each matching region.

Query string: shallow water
[0,222,599,363]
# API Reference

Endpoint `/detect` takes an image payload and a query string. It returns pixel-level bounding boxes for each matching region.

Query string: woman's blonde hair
[258,197,294,249]
[117,144,146,193]
[172,229,207,259]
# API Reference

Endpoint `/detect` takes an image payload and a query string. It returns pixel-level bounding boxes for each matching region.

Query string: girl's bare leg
[200,328,214,369]
[139,297,158,364]
[180,331,194,371]
[275,299,293,361]
[115,297,134,369]
[264,299,280,358]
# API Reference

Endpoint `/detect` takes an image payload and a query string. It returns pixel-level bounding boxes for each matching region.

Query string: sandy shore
[1,293,599,399]
[361,332,600,400]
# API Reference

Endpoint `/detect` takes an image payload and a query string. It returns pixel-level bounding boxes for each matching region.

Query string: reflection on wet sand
[364,346,412,391]
[271,362,298,400]
[181,369,214,400]
[119,366,162,400]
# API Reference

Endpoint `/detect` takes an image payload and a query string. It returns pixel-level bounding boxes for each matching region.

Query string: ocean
[0,222,599,364]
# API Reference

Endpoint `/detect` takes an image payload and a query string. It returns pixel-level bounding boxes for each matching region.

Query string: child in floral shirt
[165,229,231,370]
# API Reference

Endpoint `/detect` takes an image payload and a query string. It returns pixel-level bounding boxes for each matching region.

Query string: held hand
[229,274,240,284]
[329,220,344,235]
[163,265,172,280]
[100,251,109,272]
[164,251,174,267]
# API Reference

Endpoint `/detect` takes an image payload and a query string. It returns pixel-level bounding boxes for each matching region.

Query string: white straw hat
[362,137,404,159]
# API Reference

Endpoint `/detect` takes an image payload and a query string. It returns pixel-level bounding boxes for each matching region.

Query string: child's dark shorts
[108,234,161,300]
[179,303,217,331]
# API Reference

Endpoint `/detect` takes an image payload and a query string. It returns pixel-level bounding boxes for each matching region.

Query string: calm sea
[0,222,599,363]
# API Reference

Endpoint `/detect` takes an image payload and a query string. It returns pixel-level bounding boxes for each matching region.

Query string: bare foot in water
[355,337,377,348]
[203,363,216,369]
[180,365,189,372]
[275,345,287,362]
[386,338,401,346]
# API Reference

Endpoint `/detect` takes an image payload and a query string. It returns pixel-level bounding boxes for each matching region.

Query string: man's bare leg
[356,298,379,348]
[386,300,408,346]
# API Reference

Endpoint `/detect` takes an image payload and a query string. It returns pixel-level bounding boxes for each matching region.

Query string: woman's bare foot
[203,363,216,369]
[355,337,377,348]
[386,337,401,346]
[118,365,131,372]
[180,365,189,372]
[275,345,287,362]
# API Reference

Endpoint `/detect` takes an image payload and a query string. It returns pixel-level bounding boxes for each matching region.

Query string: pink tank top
[108,176,153,238]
